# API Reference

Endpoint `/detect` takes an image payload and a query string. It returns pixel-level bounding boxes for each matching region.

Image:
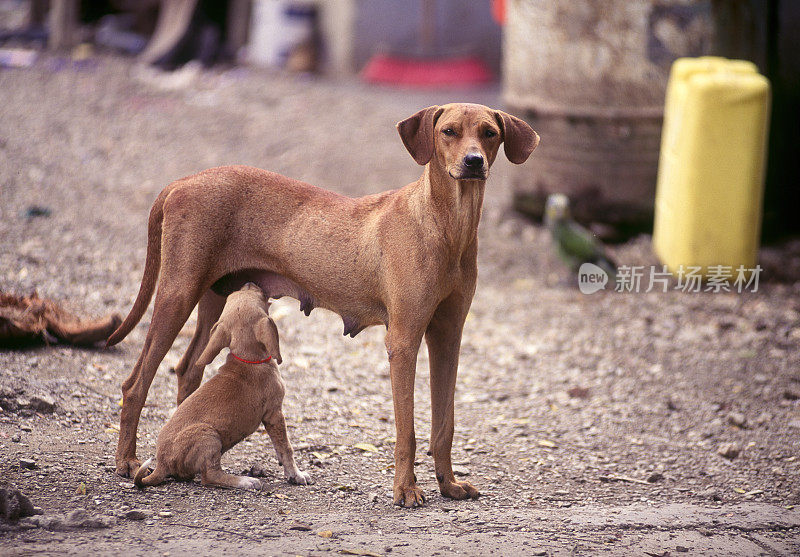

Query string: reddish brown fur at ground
[0,291,121,347]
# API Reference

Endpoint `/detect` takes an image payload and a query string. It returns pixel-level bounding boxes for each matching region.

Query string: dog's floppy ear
[255,317,282,365]
[397,105,444,165]
[196,321,231,367]
[494,110,539,164]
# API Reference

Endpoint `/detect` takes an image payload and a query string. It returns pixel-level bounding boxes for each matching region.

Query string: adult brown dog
[108,103,538,507]
[134,283,310,491]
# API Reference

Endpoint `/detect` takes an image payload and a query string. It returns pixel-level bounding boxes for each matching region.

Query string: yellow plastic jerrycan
[653,57,770,278]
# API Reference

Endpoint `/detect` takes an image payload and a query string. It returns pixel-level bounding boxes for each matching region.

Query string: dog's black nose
[464,153,484,168]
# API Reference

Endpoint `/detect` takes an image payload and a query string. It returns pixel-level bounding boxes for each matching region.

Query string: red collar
[231,353,272,365]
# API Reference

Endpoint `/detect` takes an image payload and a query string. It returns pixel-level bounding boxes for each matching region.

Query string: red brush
[362,53,492,87]
[360,0,493,88]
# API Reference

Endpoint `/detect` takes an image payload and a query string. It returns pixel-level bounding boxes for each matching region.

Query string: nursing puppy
[134,284,310,490]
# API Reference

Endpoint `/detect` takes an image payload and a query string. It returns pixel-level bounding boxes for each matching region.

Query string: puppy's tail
[106,187,169,346]
[133,457,166,489]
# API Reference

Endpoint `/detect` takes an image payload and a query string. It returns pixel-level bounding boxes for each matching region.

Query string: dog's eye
[442,128,456,136]
[484,129,498,138]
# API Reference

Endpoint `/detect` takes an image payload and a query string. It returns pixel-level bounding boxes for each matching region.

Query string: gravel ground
[1,54,800,556]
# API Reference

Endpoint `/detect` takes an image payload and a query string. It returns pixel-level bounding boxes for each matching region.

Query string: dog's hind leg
[174,289,226,405]
[133,458,168,488]
[197,436,262,491]
[116,283,203,477]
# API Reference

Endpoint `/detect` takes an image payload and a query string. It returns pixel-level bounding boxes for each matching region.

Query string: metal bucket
[504,0,715,228]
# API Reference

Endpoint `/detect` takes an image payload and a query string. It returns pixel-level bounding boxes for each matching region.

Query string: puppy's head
[195,283,281,366]
[397,103,539,179]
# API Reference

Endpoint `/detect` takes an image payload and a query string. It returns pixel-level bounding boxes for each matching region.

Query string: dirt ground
[1,54,799,556]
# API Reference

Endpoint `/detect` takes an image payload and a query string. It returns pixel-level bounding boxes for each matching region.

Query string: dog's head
[397,103,539,180]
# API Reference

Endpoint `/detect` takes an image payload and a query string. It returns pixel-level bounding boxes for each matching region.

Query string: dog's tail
[133,457,166,489]
[106,188,169,346]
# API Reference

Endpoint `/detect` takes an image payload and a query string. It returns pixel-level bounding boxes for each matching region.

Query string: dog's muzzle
[449,152,488,180]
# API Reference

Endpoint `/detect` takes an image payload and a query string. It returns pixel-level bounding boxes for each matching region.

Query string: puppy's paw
[115,457,141,478]
[237,476,263,491]
[288,470,313,486]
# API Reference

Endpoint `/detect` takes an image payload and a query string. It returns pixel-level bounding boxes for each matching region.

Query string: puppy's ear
[494,110,539,164]
[196,322,231,367]
[397,105,444,165]
[255,317,282,365]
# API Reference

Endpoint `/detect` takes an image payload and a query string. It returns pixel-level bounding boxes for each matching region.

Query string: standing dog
[134,283,310,490]
[108,103,538,507]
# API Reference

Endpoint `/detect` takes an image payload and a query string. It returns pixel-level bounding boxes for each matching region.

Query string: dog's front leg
[425,291,480,501]
[262,410,312,486]
[385,321,426,507]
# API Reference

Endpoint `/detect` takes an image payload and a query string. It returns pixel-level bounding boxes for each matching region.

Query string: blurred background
[1,0,797,243]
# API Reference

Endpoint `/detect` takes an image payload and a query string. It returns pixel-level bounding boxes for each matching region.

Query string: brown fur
[108,103,538,507]
[0,291,121,347]
[133,284,310,491]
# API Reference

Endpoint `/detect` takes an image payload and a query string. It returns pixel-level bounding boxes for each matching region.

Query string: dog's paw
[237,476,263,491]
[115,458,141,478]
[439,479,480,500]
[288,470,313,485]
[393,484,426,508]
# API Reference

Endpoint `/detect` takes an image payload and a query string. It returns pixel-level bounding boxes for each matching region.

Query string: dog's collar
[230,353,272,365]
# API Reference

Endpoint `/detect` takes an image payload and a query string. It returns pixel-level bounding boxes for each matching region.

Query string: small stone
[32,515,64,530]
[783,389,800,401]
[63,508,116,529]
[20,425,32,432]
[121,509,151,521]
[646,472,664,483]
[28,394,56,413]
[788,419,800,429]
[64,509,88,527]
[698,487,721,501]
[717,443,740,460]
[158,511,173,518]
[727,412,747,428]
[11,433,21,443]
[289,522,312,531]
[452,465,470,477]
[676,546,690,552]
[698,527,714,536]
[369,492,379,503]
[566,386,591,399]
[0,487,36,520]
[19,458,37,470]
[248,463,268,477]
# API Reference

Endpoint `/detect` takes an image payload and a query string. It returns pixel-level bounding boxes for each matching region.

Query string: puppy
[134,283,310,490]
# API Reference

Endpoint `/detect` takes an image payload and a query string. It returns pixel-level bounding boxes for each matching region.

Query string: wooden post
[48,0,79,51]
[226,0,251,59]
